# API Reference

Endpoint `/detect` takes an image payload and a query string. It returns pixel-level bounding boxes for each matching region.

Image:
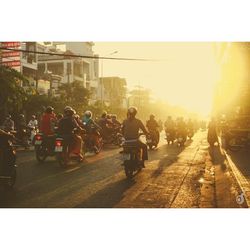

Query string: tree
[0,65,29,122]
[59,81,91,114]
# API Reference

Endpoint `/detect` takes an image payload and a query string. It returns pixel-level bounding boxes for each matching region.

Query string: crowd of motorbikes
[0,110,201,187]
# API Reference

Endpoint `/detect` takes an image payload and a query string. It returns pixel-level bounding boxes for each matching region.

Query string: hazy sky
[94,42,220,117]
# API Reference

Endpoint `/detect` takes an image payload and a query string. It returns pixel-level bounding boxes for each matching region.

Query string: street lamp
[100,51,118,109]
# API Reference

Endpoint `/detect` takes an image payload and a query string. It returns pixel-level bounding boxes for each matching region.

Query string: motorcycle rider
[2,115,15,132]
[0,129,15,175]
[40,106,57,136]
[82,110,102,153]
[16,114,29,147]
[111,114,121,128]
[176,116,187,139]
[146,114,160,144]
[207,117,218,146]
[121,107,149,168]
[164,116,176,141]
[98,111,114,141]
[27,115,38,143]
[187,118,194,138]
[57,107,84,160]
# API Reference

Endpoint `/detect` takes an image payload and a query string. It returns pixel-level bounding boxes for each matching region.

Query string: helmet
[111,114,117,119]
[6,114,11,119]
[84,110,92,118]
[64,109,74,116]
[101,111,107,118]
[31,115,36,119]
[128,106,137,117]
[64,106,73,112]
[19,114,25,118]
[150,114,155,119]
[46,106,54,113]
[107,114,111,119]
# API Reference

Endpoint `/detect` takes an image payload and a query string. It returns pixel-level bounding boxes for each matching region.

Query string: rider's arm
[139,120,149,136]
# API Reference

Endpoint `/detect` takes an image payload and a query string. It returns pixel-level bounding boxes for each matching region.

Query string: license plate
[123,153,130,160]
[55,146,63,152]
[35,140,42,145]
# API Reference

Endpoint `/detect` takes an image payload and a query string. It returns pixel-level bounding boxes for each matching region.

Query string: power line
[0,47,151,61]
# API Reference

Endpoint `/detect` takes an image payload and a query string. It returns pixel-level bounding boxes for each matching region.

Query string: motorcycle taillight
[55,140,62,147]
[36,135,42,140]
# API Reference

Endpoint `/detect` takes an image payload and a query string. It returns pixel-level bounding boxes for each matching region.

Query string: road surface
[0,131,245,208]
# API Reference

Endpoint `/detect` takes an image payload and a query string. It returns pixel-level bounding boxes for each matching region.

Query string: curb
[220,144,250,207]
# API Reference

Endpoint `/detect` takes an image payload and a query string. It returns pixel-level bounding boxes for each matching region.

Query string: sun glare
[94,42,220,118]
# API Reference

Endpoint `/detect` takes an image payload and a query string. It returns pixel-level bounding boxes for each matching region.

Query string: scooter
[122,134,144,179]
[34,132,56,163]
[0,134,17,188]
[165,129,175,145]
[187,129,194,140]
[146,130,159,150]
[176,132,187,147]
[225,129,250,152]
[55,132,83,167]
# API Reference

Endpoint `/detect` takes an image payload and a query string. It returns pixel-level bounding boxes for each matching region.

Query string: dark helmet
[127,106,137,117]
[65,109,74,117]
[46,106,54,113]
[84,110,92,118]
[150,114,155,119]
[111,114,117,119]
[101,111,107,118]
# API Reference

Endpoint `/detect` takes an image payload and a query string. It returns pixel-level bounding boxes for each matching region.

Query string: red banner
[1,51,20,58]
[1,60,21,67]
[1,42,21,48]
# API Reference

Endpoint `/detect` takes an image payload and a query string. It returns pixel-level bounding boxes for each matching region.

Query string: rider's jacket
[122,118,148,140]
[146,119,159,131]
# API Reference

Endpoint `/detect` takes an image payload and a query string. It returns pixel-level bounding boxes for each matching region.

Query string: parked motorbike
[226,129,250,152]
[34,133,56,163]
[122,135,144,179]
[0,134,17,188]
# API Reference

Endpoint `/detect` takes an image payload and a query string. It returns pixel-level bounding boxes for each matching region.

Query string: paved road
[0,131,244,208]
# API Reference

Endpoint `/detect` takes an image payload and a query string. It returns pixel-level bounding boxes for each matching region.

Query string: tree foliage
[0,66,29,121]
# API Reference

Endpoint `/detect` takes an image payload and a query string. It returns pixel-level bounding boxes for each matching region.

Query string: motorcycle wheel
[35,146,47,163]
[124,163,133,179]
[57,153,67,167]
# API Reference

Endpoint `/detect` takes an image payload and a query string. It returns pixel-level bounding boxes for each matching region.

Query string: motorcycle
[34,132,56,163]
[146,130,159,150]
[187,129,194,140]
[121,134,144,179]
[225,129,250,152]
[176,131,187,147]
[165,129,175,145]
[102,126,123,147]
[0,134,17,188]
[55,131,83,167]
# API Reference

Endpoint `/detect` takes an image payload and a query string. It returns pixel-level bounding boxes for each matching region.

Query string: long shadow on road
[75,178,135,208]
